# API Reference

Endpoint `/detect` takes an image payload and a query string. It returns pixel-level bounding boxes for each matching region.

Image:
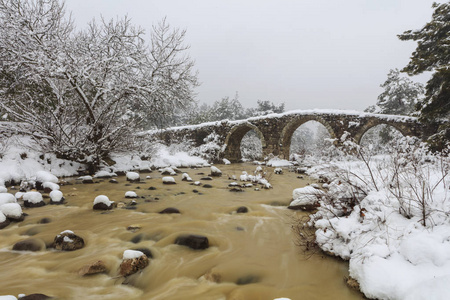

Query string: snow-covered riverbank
[292,141,450,300]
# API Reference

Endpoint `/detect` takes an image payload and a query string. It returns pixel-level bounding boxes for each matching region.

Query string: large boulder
[13,238,46,252]
[175,234,209,250]
[23,191,45,208]
[119,250,149,277]
[53,230,85,251]
[0,203,24,221]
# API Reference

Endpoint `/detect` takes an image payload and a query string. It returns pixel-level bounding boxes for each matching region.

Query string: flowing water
[0,163,363,300]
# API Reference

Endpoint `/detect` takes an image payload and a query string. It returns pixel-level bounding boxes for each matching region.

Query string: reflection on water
[0,163,363,299]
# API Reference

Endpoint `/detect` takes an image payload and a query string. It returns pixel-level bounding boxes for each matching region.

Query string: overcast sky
[66,0,436,111]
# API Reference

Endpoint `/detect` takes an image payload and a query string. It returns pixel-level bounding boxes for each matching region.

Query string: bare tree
[0,0,198,171]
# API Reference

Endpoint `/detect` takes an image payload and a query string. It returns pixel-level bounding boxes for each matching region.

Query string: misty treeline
[164,94,285,127]
[0,0,198,169]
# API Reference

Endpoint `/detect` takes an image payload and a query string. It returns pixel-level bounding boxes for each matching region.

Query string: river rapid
[0,163,363,300]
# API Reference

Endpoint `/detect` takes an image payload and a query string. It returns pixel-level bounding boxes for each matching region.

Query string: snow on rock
[266,158,292,167]
[43,181,60,191]
[35,170,58,184]
[0,296,17,300]
[159,167,177,176]
[78,175,94,184]
[123,249,146,260]
[22,191,45,207]
[0,186,7,193]
[210,166,222,177]
[289,186,324,211]
[126,172,140,182]
[0,203,23,220]
[125,191,138,198]
[162,177,176,184]
[0,193,16,205]
[93,195,114,210]
[223,158,231,165]
[181,173,192,182]
[120,249,149,276]
[274,167,283,174]
[94,170,117,178]
[49,190,64,203]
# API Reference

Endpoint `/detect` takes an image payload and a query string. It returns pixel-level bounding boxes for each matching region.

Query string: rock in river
[53,230,85,251]
[175,234,209,250]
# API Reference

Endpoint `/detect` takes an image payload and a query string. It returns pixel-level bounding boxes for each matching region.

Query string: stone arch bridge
[144,110,431,162]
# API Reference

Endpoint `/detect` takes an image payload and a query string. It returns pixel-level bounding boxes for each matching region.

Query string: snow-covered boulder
[210,166,222,177]
[159,167,177,176]
[36,170,59,184]
[119,250,149,276]
[93,195,114,210]
[288,186,324,211]
[162,177,176,184]
[49,190,64,204]
[274,167,283,174]
[78,175,94,184]
[43,181,60,193]
[23,191,45,208]
[53,230,85,251]
[181,173,192,182]
[125,191,138,199]
[0,203,24,221]
[94,170,117,178]
[0,186,7,193]
[0,193,16,206]
[223,158,231,165]
[126,172,140,182]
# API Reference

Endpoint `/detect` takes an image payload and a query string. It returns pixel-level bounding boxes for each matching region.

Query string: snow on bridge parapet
[142,109,430,162]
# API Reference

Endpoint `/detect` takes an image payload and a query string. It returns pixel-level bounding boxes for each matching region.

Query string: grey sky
[66,0,436,111]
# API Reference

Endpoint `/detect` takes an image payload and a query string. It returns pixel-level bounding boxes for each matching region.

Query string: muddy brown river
[0,163,363,299]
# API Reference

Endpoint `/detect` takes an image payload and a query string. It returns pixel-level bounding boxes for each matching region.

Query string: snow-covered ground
[294,140,450,300]
[0,135,209,187]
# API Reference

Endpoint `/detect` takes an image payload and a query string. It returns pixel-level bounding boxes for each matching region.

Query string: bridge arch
[280,116,336,159]
[223,123,266,162]
[353,119,409,145]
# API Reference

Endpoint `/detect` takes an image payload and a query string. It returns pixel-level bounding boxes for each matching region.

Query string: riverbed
[0,163,363,299]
